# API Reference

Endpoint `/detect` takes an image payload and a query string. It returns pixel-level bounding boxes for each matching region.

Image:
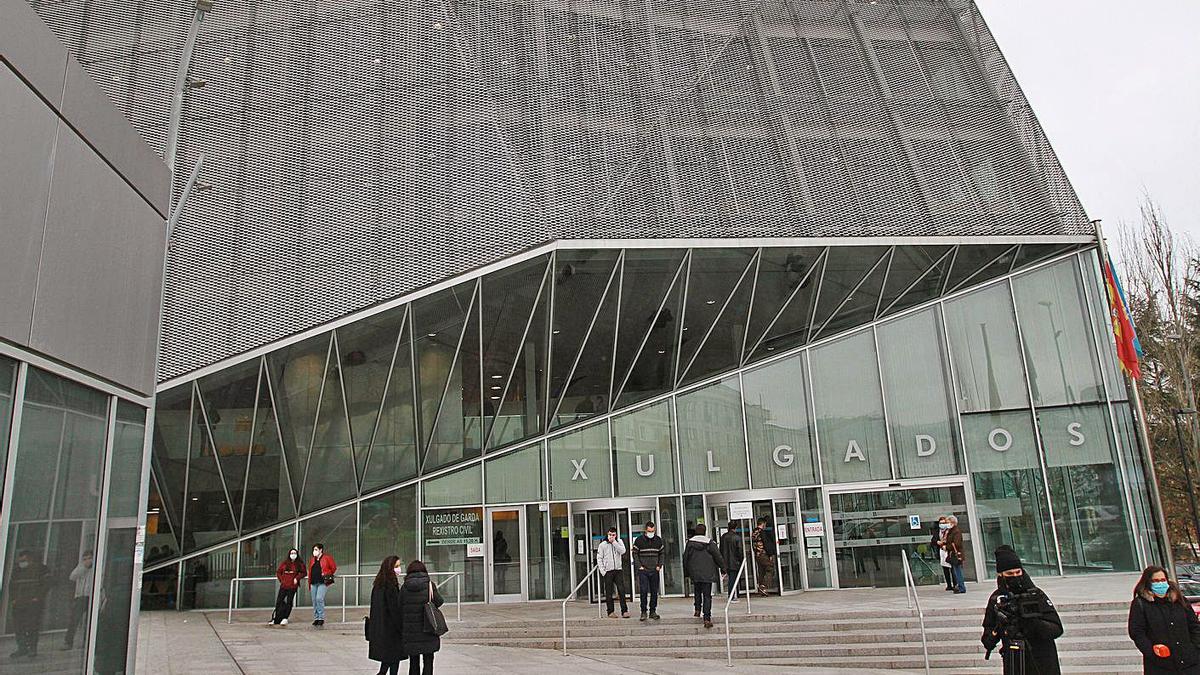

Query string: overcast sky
[975,0,1200,252]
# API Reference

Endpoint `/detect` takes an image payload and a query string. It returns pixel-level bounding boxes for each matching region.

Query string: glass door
[773,499,803,593]
[486,507,526,602]
[586,509,631,603]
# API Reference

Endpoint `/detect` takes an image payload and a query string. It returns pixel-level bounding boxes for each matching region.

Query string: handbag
[423,581,449,636]
[363,616,370,640]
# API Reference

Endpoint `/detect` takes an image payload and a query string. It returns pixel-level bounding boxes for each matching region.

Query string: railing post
[456,572,462,622]
[227,578,235,625]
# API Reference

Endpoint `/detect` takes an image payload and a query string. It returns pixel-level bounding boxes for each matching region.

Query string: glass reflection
[743,356,818,488]
[810,330,890,483]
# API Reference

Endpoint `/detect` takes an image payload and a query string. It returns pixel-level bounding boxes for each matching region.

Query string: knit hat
[995,545,1022,574]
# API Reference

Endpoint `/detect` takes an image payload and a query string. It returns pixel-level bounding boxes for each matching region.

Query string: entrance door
[827,484,975,588]
[585,509,632,604]
[710,499,796,594]
[486,507,526,602]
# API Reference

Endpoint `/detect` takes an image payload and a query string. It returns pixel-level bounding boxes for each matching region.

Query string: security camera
[185,76,206,89]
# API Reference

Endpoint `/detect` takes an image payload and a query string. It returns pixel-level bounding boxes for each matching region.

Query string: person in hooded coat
[719,520,744,600]
[1128,565,1200,674]
[368,556,406,675]
[683,523,726,628]
[399,559,444,675]
[981,546,1063,675]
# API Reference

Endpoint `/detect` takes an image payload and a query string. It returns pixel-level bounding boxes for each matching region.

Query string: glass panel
[552,270,619,428]
[877,245,953,317]
[1038,404,1137,573]
[196,359,259,527]
[485,443,544,503]
[360,486,418,603]
[140,562,177,611]
[963,411,1059,576]
[549,251,621,429]
[150,385,191,548]
[943,282,1030,412]
[425,284,483,473]
[109,401,147,519]
[745,248,824,362]
[810,330,891,483]
[490,509,523,595]
[1013,259,1106,406]
[744,356,818,488]
[799,488,830,589]
[810,246,890,340]
[423,464,483,507]
[878,307,962,478]
[616,263,685,409]
[680,495,704,595]
[944,244,1017,293]
[549,503,570,598]
[814,250,889,340]
[481,256,550,449]
[244,361,296,533]
[677,377,749,492]
[547,421,612,500]
[180,543,237,610]
[0,369,107,669]
[682,256,757,386]
[237,524,295,608]
[612,249,687,400]
[94,526,136,671]
[363,318,419,493]
[296,504,358,608]
[337,304,408,479]
[526,504,549,600]
[884,246,956,317]
[421,507,484,602]
[267,333,330,503]
[1078,250,1128,400]
[1114,402,1162,564]
[613,400,677,496]
[677,249,756,374]
[300,347,356,514]
[145,470,179,563]
[749,249,826,361]
[774,499,802,592]
[0,356,18,502]
[184,395,237,553]
[412,281,475,454]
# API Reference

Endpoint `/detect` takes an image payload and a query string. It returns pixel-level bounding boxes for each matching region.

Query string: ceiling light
[552,329,561,334]
[491,374,503,379]
[490,385,501,390]
[705,299,716,305]
[657,350,665,354]
[427,332,437,337]
[490,395,500,400]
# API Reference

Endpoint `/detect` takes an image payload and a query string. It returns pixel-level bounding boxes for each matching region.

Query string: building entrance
[707,490,803,595]
[485,507,527,602]
[571,501,658,604]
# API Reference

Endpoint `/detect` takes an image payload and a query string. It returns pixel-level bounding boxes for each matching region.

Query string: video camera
[984,590,1043,667]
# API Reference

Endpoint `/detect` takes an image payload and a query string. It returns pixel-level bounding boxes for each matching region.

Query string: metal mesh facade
[28,0,1091,380]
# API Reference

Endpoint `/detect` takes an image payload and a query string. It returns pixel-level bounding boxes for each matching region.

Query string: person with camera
[981,546,1063,675]
[1127,565,1200,674]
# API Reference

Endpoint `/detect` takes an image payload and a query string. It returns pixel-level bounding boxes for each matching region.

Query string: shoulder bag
[423,581,449,636]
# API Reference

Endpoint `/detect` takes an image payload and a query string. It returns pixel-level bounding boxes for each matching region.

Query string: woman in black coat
[1129,565,1200,674]
[399,559,444,675]
[368,556,406,675]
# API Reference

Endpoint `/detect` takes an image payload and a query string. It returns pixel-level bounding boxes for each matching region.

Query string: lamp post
[1171,408,1200,560]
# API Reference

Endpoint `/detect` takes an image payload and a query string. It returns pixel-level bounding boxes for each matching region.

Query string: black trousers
[65,595,89,647]
[637,569,659,613]
[271,587,297,623]
[376,662,399,675]
[601,570,628,614]
[408,652,434,675]
[692,581,713,620]
[942,565,953,589]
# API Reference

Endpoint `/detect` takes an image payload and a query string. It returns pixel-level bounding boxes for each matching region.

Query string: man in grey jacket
[631,522,664,621]
[596,527,629,618]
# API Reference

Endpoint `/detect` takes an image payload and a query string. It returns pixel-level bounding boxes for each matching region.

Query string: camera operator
[981,546,1063,675]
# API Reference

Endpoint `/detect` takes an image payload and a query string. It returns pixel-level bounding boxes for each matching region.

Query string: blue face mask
[1151,581,1170,597]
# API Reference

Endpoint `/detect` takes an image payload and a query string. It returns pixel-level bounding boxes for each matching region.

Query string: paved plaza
[134,573,1140,674]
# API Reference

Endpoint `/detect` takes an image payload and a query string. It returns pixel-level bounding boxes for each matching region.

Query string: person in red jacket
[270,548,306,626]
[308,543,337,626]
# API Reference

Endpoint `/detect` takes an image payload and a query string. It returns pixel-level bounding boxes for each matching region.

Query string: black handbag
[423,582,449,636]
[363,616,370,640]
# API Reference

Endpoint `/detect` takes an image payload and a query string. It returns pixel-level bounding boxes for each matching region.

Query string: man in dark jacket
[719,521,744,601]
[8,550,48,658]
[631,522,664,621]
[982,546,1063,675]
[683,524,726,628]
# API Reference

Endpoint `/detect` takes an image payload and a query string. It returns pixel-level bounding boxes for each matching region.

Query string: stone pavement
[137,572,1141,674]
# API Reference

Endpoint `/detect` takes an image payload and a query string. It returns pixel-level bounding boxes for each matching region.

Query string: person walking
[944,515,967,594]
[933,517,954,591]
[631,521,664,621]
[683,523,726,629]
[308,543,337,627]
[64,550,94,649]
[752,518,777,596]
[719,520,743,601]
[596,527,629,618]
[982,546,1063,675]
[399,560,443,675]
[8,550,48,659]
[368,556,406,675]
[1128,565,1200,674]
[271,547,306,626]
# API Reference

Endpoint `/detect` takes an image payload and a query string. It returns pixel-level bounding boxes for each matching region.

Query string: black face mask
[1000,572,1033,593]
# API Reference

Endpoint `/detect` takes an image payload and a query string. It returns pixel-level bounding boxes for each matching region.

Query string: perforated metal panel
[28,0,1092,381]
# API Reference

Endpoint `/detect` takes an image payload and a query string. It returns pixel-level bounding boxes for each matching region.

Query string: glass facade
[142,245,1154,605]
[0,359,151,673]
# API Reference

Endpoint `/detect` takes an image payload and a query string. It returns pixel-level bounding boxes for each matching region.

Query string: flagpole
[1094,219,1176,576]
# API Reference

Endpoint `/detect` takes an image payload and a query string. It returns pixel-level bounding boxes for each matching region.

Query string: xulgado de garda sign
[423,508,482,547]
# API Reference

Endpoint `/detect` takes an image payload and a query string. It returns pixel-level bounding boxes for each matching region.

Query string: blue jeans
[951,561,966,593]
[637,569,659,614]
[312,583,328,620]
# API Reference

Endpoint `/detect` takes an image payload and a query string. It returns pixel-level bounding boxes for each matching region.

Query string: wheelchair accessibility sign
[908,514,921,530]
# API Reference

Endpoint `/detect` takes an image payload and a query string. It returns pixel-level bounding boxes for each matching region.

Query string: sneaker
[607,612,616,618]
[312,620,320,626]
[317,619,325,626]
[694,609,701,618]
[621,612,630,619]
[650,613,660,621]
[281,618,288,626]
[730,597,740,603]
[640,612,647,622]
[703,619,713,629]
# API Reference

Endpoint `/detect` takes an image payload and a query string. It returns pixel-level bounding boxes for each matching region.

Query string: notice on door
[729,502,754,520]
[466,543,484,558]
[802,521,825,537]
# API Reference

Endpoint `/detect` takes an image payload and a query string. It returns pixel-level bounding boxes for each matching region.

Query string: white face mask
[18,561,29,569]
[394,566,404,576]
[289,553,298,560]
[312,549,320,557]
[645,531,655,539]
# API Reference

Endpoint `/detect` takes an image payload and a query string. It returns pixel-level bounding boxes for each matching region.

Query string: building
[18,0,1162,623]
[0,0,168,669]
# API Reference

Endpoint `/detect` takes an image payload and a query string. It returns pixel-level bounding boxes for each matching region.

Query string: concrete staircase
[427,600,1139,672]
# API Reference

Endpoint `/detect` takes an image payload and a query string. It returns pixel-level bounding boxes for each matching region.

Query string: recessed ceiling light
[491,374,503,379]
[427,332,437,337]
[657,350,665,354]
[490,395,500,400]
[705,299,716,305]
[552,329,561,334]
[490,385,501,390]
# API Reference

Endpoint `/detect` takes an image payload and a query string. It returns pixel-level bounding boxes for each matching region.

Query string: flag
[1102,252,1142,379]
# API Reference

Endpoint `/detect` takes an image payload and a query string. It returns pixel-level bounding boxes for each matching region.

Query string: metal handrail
[226,570,463,625]
[561,563,600,656]
[901,552,932,675]
[723,558,751,667]
[227,576,283,624]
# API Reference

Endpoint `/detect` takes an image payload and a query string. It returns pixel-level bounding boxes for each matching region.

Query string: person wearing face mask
[368,556,406,675]
[982,546,1063,675]
[308,543,337,627]
[596,527,629,619]
[399,559,443,674]
[8,550,49,659]
[944,514,967,594]
[631,522,664,621]
[271,548,306,626]
[1128,565,1200,674]
[933,517,954,591]
[64,550,94,649]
